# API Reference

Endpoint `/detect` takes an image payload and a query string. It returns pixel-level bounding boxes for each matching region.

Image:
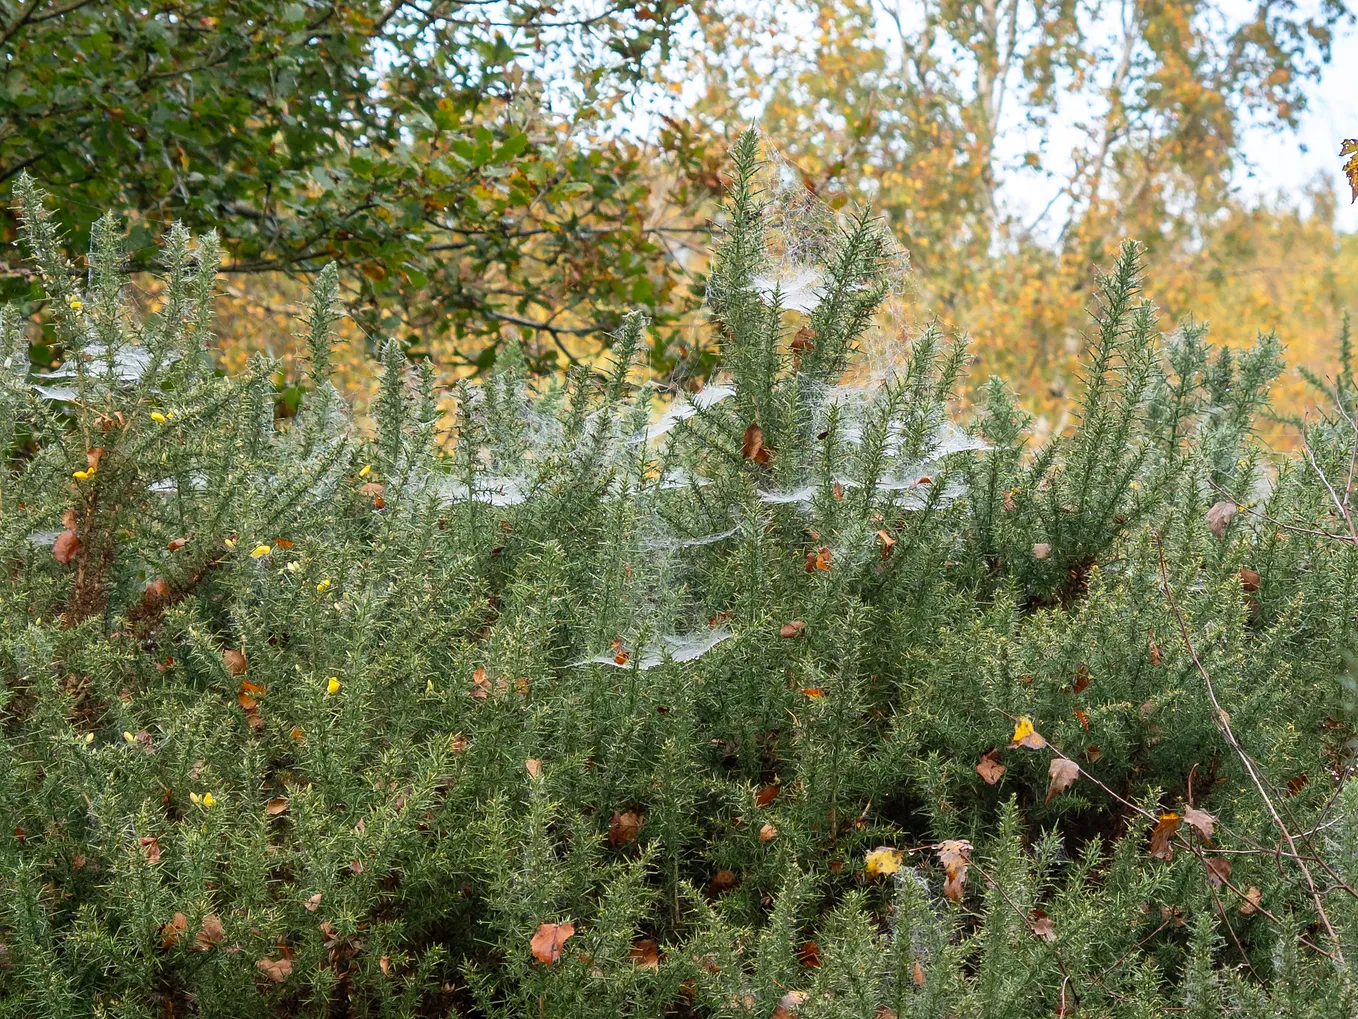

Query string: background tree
[0,0,707,371]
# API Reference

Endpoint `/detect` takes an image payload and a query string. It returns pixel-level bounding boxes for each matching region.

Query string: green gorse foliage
[3,135,1358,1018]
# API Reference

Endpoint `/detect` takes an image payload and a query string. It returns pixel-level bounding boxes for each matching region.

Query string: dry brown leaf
[608,810,642,846]
[265,798,288,816]
[1045,758,1079,803]
[525,758,543,780]
[912,959,925,985]
[709,869,738,894]
[304,893,322,912]
[140,836,161,864]
[1239,567,1260,593]
[779,619,806,638]
[256,956,293,982]
[742,422,772,465]
[379,954,390,975]
[937,839,972,902]
[530,922,575,965]
[797,940,821,967]
[1206,500,1236,539]
[53,530,80,564]
[194,914,225,950]
[222,649,247,676]
[1240,886,1262,915]
[1287,772,1309,797]
[759,822,778,842]
[1148,812,1181,861]
[976,749,1005,785]
[1149,630,1162,666]
[1031,542,1051,560]
[1070,665,1090,695]
[160,912,188,949]
[756,784,781,807]
[629,938,660,970]
[1183,805,1216,840]
[876,529,897,559]
[167,536,189,551]
[1205,857,1232,889]
[1029,908,1055,942]
[470,666,491,699]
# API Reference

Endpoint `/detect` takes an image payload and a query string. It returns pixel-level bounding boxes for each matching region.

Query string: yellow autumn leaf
[1009,715,1047,749]
[864,846,903,878]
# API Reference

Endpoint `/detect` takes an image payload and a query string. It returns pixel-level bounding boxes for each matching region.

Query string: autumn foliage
[3,135,1358,1018]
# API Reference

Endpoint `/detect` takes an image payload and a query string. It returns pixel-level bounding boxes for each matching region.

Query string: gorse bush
[3,130,1358,1018]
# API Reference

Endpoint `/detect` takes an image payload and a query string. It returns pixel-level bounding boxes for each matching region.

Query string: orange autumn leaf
[470,666,491,699]
[759,822,778,841]
[801,687,825,698]
[1148,812,1181,860]
[530,922,575,965]
[709,868,739,894]
[804,545,832,573]
[876,529,897,559]
[160,912,188,949]
[1240,885,1263,915]
[755,784,780,807]
[797,940,821,967]
[1343,139,1358,203]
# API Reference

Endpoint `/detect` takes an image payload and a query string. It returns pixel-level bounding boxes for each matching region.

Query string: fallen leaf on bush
[144,578,171,602]
[1029,909,1055,942]
[877,529,896,558]
[801,687,824,698]
[865,846,902,878]
[1073,708,1089,730]
[1148,812,1180,860]
[194,914,225,950]
[759,822,778,841]
[1009,716,1047,749]
[912,959,926,985]
[160,912,188,949]
[525,758,543,780]
[1287,772,1308,796]
[1032,542,1051,560]
[755,784,780,807]
[265,798,288,816]
[531,922,575,965]
[937,840,972,902]
[167,536,189,551]
[804,545,832,572]
[773,990,808,1018]
[709,869,738,894]
[223,649,247,676]
[1205,857,1232,889]
[1183,805,1216,840]
[1046,758,1079,803]
[1206,500,1236,538]
[140,836,161,864]
[629,938,660,969]
[1083,745,1102,762]
[1240,886,1262,915]
[976,750,1005,785]
[1238,567,1260,593]
[53,530,80,564]
[1149,630,1162,666]
[470,666,491,698]
[349,859,365,874]
[379,954,390,975]
[797,940,821,967]
[256,956,293,982]
[304,893,322,912]
[609,810,642,846]
[780,620,806,638]
[742,423,772,464]
[1070,665,1089,694]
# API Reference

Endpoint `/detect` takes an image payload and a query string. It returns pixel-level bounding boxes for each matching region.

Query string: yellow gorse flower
[316,578,332,592]
[326,676,341,695]
[250,544,272,559]
[66,296,83,311]
[358,464,372,477]
[150,411,167,423]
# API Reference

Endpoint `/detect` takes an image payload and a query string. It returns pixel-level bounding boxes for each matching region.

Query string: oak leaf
[975,749,1005,785]
[608,810,642,846]
[1029,908,1055,942]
